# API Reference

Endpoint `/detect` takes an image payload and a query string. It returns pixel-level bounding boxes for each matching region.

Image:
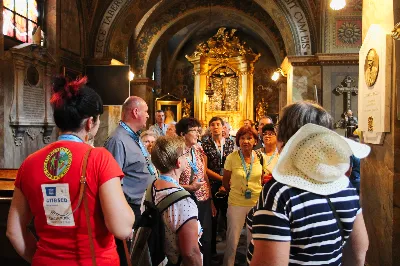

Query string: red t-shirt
[14,141,124,266]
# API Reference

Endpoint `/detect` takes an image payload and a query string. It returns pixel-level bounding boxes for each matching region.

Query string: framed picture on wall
[156,100,182,124]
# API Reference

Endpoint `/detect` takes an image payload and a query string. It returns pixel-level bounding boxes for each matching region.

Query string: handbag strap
[80,148,97,266]
[324,196,345,245]
[123,239,133,266]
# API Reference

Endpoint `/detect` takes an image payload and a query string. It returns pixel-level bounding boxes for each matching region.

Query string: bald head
[122,96,145,120]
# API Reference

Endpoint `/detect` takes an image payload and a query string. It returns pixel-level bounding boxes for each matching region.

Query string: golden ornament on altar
[186,27,260,60]
[255,98,268,122]
[182,98,191,118]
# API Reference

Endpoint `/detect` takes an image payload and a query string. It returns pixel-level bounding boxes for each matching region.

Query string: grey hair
[140,130,157,141]
[224,121,231,130]
[277,101,333,144]
[151,136,186,173]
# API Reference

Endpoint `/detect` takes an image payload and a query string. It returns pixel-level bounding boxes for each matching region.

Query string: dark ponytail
[51,76,103,131]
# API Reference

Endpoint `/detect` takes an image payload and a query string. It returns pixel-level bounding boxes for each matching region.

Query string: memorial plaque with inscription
[23,86,45,122]
[358,25,392,144]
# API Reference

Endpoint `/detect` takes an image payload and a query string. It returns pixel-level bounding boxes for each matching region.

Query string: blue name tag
[244,189,252,199]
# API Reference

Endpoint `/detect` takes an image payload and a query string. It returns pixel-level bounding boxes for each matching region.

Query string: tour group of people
[7,76,370,266]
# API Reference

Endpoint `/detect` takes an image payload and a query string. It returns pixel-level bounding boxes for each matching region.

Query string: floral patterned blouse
[202,136,235,183]
[179,144,210,201]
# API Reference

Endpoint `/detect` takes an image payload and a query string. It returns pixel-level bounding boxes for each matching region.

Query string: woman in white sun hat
[247,101,370,266]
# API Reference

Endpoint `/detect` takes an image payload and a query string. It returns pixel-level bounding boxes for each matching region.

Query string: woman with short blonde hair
[148,136,203,266]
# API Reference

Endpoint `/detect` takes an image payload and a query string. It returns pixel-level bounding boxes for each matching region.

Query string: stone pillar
[130,78,156,124]
[360,1,398,266]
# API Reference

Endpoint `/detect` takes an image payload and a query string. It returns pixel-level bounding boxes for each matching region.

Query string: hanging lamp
[330,0,346,10]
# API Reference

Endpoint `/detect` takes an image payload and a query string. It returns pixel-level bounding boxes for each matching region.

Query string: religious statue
[365,48,379,87]
[334,109,359,139]
[255,98,268,122]
[182,98,191,118]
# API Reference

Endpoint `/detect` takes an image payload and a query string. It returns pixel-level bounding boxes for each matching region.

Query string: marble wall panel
[292,66,321,103]
[94,106,122,148]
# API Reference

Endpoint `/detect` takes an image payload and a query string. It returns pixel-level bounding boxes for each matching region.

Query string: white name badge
[41,183,75,226]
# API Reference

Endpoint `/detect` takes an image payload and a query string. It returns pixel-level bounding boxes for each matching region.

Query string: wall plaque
[358,25,392,144]
[7,43,56,146]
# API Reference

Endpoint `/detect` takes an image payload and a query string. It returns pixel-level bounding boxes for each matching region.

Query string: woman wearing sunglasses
[255,123,279,185]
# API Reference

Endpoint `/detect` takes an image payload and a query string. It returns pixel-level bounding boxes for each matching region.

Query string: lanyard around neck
[213,138,224,165]
[119,121,156,176]
[265,149,277,166]
[159,175,182,188]
[58,134,84,143]
[187,147,199,174]
[239,150,254,183]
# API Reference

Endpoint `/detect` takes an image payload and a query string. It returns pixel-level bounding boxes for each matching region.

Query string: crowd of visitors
[6,75,371,266]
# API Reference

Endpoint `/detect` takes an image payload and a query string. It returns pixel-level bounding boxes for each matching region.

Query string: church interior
[0,0,399,265]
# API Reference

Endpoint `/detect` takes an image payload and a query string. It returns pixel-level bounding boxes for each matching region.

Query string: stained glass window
[3,0,39,43]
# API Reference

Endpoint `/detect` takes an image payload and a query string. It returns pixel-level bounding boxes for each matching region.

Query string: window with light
[3,0,40,43]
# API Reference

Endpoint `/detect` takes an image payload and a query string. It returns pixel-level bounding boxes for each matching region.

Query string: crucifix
[334,76,358,113]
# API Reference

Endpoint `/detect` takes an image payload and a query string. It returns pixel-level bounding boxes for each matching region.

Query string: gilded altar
[186,28,260,132]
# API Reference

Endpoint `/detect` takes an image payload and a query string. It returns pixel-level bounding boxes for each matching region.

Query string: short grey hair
[151,136,186,173]
[140,130,157,141]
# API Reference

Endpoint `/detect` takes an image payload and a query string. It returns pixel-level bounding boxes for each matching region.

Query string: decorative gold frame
[156,100,182,123]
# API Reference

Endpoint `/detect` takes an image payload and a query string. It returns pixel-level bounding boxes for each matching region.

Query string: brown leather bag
[79,148,97,266]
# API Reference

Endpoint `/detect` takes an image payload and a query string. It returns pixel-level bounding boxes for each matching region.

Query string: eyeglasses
[263,131,276,137]
[188,128,202,134]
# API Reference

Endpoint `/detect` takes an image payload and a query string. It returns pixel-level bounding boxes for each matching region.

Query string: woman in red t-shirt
[6,76,135,266]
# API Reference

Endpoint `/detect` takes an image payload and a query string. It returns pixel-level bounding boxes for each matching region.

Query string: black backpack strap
[324,196,345,245]
[145,180,157,204]
[156,189,192,213]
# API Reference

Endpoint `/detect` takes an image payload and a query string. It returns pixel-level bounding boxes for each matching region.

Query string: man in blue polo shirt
[105,96,156,223]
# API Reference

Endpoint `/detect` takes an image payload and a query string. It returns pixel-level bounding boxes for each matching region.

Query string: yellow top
[224,150,265,207]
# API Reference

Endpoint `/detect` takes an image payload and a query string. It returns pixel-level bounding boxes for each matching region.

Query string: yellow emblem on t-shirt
[44,147,72,180]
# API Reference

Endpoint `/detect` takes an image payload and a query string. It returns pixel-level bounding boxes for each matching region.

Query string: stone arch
[134,2,290,76]
[93,0,315,71]
[146,8,286,77]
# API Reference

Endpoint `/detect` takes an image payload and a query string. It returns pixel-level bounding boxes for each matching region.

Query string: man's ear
[131,107,138,118]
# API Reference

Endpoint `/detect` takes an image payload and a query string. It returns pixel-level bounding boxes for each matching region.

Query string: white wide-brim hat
[272,123,371,195]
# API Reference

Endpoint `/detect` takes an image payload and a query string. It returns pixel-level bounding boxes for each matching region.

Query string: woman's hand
[190,179,206,191]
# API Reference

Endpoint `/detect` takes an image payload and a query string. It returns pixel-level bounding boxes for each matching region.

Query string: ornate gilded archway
[186,28,260,130]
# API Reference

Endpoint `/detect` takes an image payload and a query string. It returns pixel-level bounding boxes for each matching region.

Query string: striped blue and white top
[247,178,361,266]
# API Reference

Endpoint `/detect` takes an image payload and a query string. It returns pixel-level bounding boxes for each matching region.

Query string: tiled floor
[212,229,248,266]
